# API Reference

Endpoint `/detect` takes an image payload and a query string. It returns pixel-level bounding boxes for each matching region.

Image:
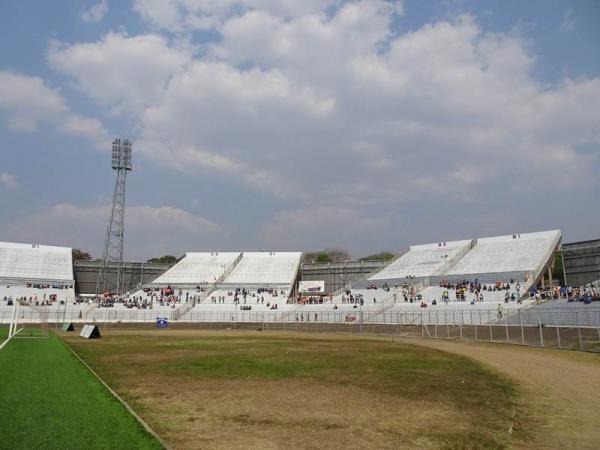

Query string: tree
[72,249,92,261]
[314,252,332,263]
[324,248,351,262]
[553,251,566,286]
[359,251,396,262]
[147,255,178,264]
[303,248,351,264]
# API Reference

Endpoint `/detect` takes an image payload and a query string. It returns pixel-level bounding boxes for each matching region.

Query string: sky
[0,0,599,261]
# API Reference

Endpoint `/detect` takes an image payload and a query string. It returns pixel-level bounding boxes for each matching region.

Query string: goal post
[8,300,20,338]
[10,301,50,339]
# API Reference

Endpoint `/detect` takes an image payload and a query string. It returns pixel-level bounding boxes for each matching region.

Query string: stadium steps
[330,255,404,296]
[145,254,246,321]
[81,302,98,320]
[432,239,477,277]
[362,297,398,323]
[176,253,246,320]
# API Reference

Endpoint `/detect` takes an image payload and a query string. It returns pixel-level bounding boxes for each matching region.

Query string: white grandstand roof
[222,252,302,286]
[369,240,472,280]
[152,252,241,285]
[0,241,73,281]
[446,230,561,277]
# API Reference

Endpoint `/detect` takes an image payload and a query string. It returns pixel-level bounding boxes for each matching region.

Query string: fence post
[538,315,544,348]
[459,310,463,340]
[520,310,525,345]
[489,310,493,342]
[359,310,363,333]
[505,320,509,343]
[556,318,561,349]
[576,311,583,350]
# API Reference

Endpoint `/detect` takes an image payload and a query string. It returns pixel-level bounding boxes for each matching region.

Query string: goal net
[9,301,50,339]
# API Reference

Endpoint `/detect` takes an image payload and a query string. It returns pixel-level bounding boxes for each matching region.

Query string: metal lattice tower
[96,138,132,295]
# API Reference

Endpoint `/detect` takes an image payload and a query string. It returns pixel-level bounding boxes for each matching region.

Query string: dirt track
[411,339,600,449]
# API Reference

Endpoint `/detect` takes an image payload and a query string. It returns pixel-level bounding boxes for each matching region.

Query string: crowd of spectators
[296,295,328,305]
[436,279,522,303]
[221,287,286,310]
[2,293,61,306]
[96,285,192,310]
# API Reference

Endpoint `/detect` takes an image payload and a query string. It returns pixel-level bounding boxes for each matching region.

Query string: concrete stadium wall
[74,261,171,295]
[72,260,389,295]
[71,237,599,296]
[300,261,388,293]
[563,239,600,286]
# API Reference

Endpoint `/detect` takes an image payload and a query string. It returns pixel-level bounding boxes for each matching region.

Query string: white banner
[299,280,325,294]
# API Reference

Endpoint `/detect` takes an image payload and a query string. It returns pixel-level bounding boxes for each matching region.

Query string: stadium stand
[444,230,561,283]
[365,231,561,287]
[0,241,73,281]
[0,241,74,303]
[149,252,241,285]
[125,251,302,320]
[368,240,473,282]
[137,251,301,290]
[221,252,302,286]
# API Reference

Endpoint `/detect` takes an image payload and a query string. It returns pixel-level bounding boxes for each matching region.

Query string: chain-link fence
[2,305,599,352]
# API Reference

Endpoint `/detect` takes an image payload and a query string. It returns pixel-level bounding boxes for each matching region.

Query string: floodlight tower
[96,138,133,295]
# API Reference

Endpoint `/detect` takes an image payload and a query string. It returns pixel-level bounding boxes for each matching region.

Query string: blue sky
[0,0,599,261]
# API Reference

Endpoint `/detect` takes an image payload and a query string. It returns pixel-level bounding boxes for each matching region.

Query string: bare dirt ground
[65,329,600,449]
[65,329,525,449]
[410,339,600,449]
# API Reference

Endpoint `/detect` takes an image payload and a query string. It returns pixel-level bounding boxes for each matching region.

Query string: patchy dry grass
[414,339,600,450]
[64,329,528,449]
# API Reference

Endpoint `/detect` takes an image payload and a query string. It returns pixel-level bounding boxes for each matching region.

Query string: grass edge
[60,335,169,450]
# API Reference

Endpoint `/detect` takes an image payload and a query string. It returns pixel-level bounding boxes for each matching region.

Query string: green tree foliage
[303,248,351,264]
[359,252,396,262]
[314,252,332,263]
[147,255,178,264]
[72,249,92,261]
[553,251,566,286]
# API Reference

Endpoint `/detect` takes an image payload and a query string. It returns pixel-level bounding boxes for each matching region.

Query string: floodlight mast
[96,138,132,296]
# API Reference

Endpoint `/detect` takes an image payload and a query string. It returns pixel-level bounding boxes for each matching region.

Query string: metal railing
[3,304,599,352]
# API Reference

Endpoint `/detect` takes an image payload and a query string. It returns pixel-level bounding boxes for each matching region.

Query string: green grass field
[65,329,529,449]
[0,329,162,450]
[3,325,599,449]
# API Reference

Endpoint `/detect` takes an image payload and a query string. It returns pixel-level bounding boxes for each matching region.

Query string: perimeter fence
[2,304,599,353]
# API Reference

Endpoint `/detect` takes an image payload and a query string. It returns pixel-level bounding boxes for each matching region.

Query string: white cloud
[559,8,575,33]
[46,6,600,252]
[213,1,399,73]
[132,0,347,31]
[81,0,108,23]
[0,173,20,190]
[1,203,220,260]
[0,70,110,148]
[58,115,111,148]
[0,71,68,131]
[259,206,395,252]
[48,33,190,115]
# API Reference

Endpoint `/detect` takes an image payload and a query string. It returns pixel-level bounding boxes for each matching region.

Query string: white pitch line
[0,327,23,351]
